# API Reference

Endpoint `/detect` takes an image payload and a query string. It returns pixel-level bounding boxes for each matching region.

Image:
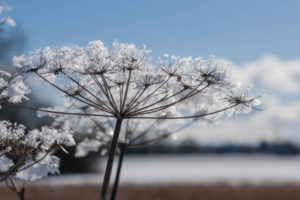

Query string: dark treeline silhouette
[58,140,300,174]
[125,140,300,156]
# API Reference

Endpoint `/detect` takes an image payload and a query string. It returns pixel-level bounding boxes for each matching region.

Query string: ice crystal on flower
[15,154,60,181]
[75,138,102,157]
[0,70,30,106]
[13,40,261,157]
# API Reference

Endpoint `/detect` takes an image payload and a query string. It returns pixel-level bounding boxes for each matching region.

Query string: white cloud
[231,55,300,93]
[178,55,300,145]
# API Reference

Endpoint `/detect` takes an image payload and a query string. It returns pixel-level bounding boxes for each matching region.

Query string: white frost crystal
[16,154,60,181]
[0,70,30,106]
[0,120,75,182]
[75,138,102,157]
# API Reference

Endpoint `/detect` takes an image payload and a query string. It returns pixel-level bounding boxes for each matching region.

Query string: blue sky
[6,0,300,144]
[8,0,300,64]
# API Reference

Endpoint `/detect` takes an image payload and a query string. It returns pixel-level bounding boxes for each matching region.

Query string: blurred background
[1,0,300,199]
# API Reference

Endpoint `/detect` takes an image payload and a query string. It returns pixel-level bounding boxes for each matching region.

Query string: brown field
[1,183,300,200]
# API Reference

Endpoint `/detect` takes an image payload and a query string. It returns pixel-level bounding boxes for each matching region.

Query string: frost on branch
[73,117,181,157]
[0,69,30,108]
[13,40,261,120]
[45,107,186,157]
[75,138,102,157]
[41,109,179,157]
[0,120,75,182]
[15,153,60,181]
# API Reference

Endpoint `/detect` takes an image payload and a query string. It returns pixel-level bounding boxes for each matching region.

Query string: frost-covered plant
[38,105,186,155]
[75,117,194,200]
[0,120,75,200]
[42,104,191,187]
[0,69,30,108]
[38,105,203,200]
[12,40,261,200]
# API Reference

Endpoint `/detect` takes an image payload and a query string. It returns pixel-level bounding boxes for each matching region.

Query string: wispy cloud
[231,55,300,93]
[180,55,300,145]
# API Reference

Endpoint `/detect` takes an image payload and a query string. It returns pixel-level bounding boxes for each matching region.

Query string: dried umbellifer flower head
[11,40,261,200]
[0,120,75,182]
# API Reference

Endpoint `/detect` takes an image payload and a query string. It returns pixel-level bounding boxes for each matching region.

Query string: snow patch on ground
[23,154,300,185]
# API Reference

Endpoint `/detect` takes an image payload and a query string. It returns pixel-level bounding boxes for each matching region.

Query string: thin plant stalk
[110,144,126,200]
[100,119,123,200]
[8,176,25,200]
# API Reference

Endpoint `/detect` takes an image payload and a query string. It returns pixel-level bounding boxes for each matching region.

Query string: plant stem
[100,118,123,200]
[110,144,126,200]
[8,176,25,200]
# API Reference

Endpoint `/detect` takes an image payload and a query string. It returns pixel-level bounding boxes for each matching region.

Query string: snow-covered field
[33,154,300,185]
